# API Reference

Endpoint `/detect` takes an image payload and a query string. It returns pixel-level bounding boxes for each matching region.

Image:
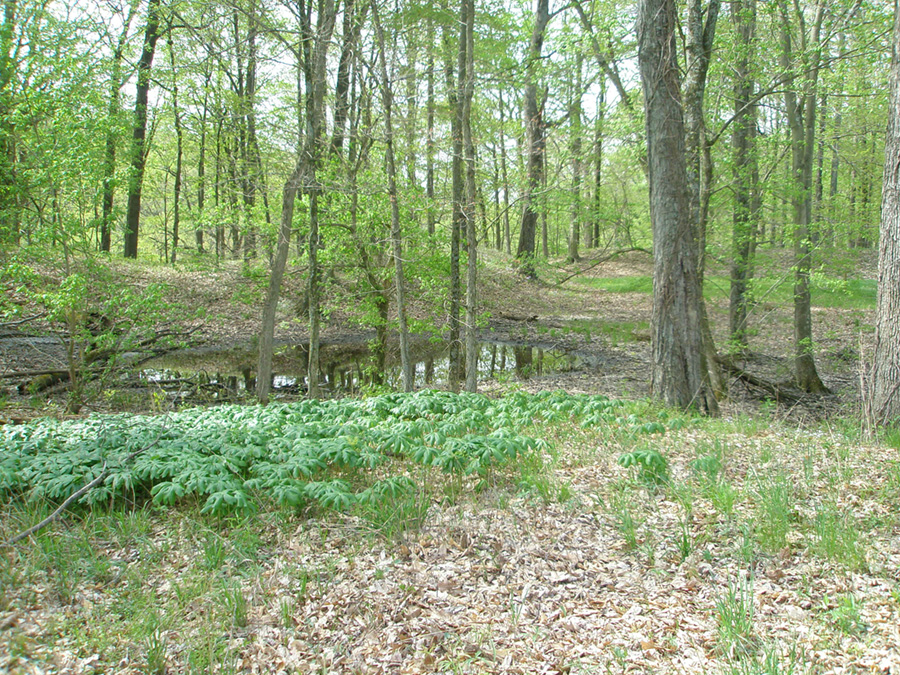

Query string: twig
[0,312,47,328]
[6,434,164,546]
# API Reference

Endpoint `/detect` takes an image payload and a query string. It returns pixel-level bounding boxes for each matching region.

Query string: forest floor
[2,248,897,675]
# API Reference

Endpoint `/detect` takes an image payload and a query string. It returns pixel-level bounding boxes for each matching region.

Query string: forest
[2,0,900,672]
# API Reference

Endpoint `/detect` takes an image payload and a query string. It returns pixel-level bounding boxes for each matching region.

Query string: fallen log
[717,356,807,403]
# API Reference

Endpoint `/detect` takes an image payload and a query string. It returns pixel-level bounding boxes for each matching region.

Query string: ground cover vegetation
[2,392,900,672]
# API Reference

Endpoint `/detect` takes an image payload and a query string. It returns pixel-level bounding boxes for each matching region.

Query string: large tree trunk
[257,161,303,404]
[499,90,511,254]
[682,0,721,410]
[443,4,464,390]
[425,16,436,236]
[99,9,135,254]
[123,0,162,259]
[638,0,709,411]
[873,3,900,425]
[304,0,337,400]
[515,0,549,277]
[729,0,758,351]
[195,61,211,253]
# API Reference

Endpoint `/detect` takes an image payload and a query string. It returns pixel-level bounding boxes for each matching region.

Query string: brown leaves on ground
[2,419,900,674]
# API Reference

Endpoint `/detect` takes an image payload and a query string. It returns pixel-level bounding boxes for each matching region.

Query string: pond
[140,337,588,400]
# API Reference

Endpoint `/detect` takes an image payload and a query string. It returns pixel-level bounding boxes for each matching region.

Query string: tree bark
[0,0,19,248]
[461,0,478,393]
[777,0,828,393]
[257,0,337,403]
[682,0,722,410]
[372,0,413,392]
[99,9,135,254]
[567,51,583,264]
[729,0,757,351]
[516,0,549,276]
[425,16,436,236]
[638,0,708,411]
[123,0,162,259]
[443,1,464,389]
[167,33,182,264]
[873,3,900,425]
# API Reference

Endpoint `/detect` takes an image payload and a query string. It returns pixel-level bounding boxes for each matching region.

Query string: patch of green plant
[716,577,757,660]
[355,486,430,540]
[1,391,654,522]
[618,448,669,489]
[576,276,653,294]
[223,582,249,629]
[606,490,643,550]
[709,480,739,516]
[145,629,167,675]
[753,472,796,553]
[822,594,867,636]
[810,502,866,569]
[719,644,804,675]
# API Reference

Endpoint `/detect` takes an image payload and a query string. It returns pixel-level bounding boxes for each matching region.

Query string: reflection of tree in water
[144,339,580,399]
[514,347,532,378]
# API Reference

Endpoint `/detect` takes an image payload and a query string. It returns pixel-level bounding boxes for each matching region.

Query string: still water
[141,338,585,398]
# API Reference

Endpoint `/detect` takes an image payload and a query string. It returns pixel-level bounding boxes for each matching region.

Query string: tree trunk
[123,0,162,259]
[196,61,211,253]
[0,0,19,248]
[591,83,604,248]
[682,0,721,411]
[258,0,337,403]
[638,0,708,411]
[257,162,303,404]
[567,52,583,264]
[331,0,365,154]
[778,0,828,393]
[372,1,413,392]
[100,14,133,254]
[426,15,436,236]
[873,3,900,425]
[168,34,182,265]
[516,0,549,277]
[729,0,757,351]
[499,90,511,254]
[461,0,478,393]
[444,3,464,390]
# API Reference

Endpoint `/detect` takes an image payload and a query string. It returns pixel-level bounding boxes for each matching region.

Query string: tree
[0,0,19,248]
[515,0,549,277]
[776,0,828,393]
[123,0,162,259]
[257,0,338,403]
[682,0,722,410]
[371,0,413,392]
[873,1,900,425]
[638,0,709,411]
[729,0,759,351]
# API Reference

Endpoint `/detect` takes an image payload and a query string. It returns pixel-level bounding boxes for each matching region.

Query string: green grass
[575,274,876,310]
[2,392,898,673]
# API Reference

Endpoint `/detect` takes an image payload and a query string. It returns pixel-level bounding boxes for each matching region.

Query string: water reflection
[141,339,583,398]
